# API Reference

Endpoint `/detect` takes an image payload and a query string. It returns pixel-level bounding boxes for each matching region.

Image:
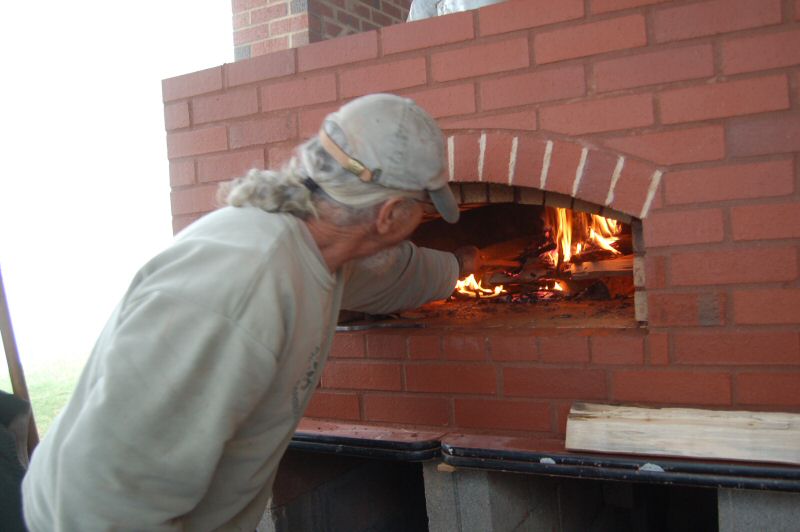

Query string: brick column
[232,0,411,60]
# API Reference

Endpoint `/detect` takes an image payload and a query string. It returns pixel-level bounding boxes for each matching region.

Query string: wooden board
[565,402,800,466]
[568,255,633,279]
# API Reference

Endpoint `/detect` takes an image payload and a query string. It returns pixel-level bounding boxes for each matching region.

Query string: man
[22,93,477,530]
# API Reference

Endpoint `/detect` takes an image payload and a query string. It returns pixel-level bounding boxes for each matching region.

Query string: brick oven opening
[339,188,637,330]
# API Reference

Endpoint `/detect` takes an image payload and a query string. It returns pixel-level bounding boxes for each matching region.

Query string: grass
[1,355,87,436]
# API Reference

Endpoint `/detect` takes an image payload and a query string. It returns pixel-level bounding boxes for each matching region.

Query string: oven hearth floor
[339,298,637,330]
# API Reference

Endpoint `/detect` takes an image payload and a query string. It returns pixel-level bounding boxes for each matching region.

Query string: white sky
[0,2,233,370]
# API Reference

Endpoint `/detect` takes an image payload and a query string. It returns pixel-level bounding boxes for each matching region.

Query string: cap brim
[428,185,460,223]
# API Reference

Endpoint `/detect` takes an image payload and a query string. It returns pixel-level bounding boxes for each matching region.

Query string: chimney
[232,0,412,60]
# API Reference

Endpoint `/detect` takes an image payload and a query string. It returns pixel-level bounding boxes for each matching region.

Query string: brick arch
[442,130,664,220]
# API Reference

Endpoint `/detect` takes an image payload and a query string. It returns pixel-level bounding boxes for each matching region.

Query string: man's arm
[341,241,460,315]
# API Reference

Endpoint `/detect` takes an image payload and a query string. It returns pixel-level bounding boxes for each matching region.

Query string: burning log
[450,207,635,304]
[480,258,553,289]
[482,258,522,269]
[569,234,632,264]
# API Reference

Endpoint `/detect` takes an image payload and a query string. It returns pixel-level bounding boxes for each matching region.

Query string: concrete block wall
[163,0,800,441]
[422,462,720,531]
[718,488,800,532]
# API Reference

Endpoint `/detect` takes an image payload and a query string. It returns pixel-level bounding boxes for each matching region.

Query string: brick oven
[163,0,800,529]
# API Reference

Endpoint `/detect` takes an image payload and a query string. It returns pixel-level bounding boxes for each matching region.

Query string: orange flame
[544,208,622,265]
[455,274,506,299]
[592,214,620,236]
[588,214,620,254]
[536,281,565,293]
[589,228,621,255]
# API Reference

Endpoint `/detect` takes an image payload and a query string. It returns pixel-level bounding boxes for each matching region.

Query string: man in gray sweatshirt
[22,94,476,531]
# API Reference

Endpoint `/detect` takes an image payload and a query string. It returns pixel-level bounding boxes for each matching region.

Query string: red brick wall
[232,0,411,60]
[164,0,800,441]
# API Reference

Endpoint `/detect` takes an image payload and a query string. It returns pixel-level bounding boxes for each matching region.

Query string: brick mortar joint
[442,128,666,172]
[324,10,402,27]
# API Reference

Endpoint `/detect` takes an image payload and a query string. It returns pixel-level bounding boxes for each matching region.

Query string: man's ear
[374,197,406,235]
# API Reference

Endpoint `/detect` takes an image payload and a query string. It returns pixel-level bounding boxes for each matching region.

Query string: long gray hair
[218,136,382,227]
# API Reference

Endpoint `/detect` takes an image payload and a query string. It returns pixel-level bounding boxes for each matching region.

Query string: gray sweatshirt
[22,206,457,531]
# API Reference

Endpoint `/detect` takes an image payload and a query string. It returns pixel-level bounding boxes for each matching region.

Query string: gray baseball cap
[316,93,460,223]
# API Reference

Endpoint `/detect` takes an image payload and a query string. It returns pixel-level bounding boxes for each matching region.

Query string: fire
[592,214,620,236]
[588,214,621,255]
[455,274,505,299]
[556,207,572,264]
[452,208,624,301]
[589,228,621,255]
[544,208,622,266]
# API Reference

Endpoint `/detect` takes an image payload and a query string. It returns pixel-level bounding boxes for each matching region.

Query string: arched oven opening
[340,185,640,330]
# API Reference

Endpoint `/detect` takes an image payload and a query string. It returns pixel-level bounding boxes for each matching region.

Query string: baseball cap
[314,93,460,223]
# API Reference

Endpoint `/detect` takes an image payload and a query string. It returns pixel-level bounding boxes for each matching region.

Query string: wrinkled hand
[453,246,482,277]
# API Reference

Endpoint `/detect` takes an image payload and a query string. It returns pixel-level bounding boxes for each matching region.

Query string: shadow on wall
[259,449,428,532]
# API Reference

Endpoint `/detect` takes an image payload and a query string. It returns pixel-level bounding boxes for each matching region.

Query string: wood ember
[473,229,634,304]
[390,205,637,327]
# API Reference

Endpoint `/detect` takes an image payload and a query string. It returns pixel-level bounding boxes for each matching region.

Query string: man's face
[353,197,428,266]
[361,200,435,273]
[383,199,426,247]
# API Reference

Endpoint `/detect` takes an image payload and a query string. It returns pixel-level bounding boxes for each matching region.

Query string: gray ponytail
[218,137,381,226]
[219,155,316,218]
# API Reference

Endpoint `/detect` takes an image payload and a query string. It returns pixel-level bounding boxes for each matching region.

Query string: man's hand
[453,246,482,277]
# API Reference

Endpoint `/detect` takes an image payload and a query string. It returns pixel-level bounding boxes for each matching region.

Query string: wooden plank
[0,264,39,454]
[568,255,633,279]
[565,402,800,466]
